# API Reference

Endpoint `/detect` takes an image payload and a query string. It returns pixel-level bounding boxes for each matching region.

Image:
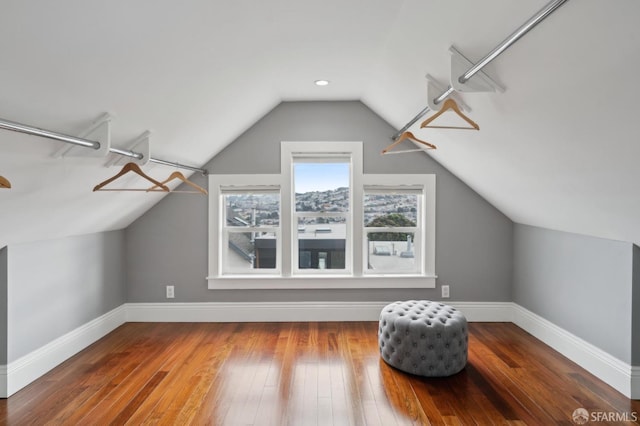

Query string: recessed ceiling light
[314,80,330,86]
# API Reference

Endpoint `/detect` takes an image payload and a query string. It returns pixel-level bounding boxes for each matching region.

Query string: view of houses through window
[294,162,350,271]
[210,142,435,286]
[364,192,419,273]
[222,173,422,274]
[222,191,280,272]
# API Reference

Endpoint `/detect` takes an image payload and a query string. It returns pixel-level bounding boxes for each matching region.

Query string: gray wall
[633,245,640,365]
[513,224,634,363]
[7,231,125,362]
[126,101,513,303]
[0,247,7,365]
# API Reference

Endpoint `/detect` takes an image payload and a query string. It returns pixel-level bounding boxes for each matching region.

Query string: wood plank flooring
[0,322,638,425]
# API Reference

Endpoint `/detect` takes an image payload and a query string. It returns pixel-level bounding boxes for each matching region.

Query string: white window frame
[289,150,354,276]
[362,175,435,277]
[208,175,282,279]
[207,141,436,289]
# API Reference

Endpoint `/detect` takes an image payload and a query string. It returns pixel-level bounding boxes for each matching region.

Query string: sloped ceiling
[1,0,639,247]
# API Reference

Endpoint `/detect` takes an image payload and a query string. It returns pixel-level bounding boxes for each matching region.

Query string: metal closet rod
[392,0,569,140]
[0,117,208,175]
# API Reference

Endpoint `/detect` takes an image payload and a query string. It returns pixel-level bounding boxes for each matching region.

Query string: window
[208,142,436,289]
[221,190,280,274]
[293,159,350,274]
[209,175,281,277]
[364,188,421,275]
[360,174,434,280]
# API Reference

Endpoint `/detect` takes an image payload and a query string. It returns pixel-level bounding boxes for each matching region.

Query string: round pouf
[378,300,468,377]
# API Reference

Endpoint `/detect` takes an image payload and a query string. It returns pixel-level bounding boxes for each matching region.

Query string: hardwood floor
[0,322,638,425]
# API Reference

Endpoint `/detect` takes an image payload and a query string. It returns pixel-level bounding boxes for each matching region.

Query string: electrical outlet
[166,285,175,299]
[441,284,450,298]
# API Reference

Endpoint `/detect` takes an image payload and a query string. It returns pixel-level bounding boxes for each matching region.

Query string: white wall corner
[2,305,126,398]
[512,304,636,399]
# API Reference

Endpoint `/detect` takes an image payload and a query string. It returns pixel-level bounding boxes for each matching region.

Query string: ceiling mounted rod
[109,146,143,160]
[393,106,431,138]
[432,86,456,110]
[459,0,569,84]
[0,116,208,175]
[0,117,100,149]
[149,157,207,174]
[392,0,569,140]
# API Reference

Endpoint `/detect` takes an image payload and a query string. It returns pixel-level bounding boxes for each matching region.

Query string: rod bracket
[426,75,471,113]
[53,113,112,158]
[105,131,151,167]
[449,46,506,93]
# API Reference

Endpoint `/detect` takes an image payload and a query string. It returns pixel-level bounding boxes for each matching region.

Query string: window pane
[364,194,418,226]
[297,216,346,270]
[224,193,280,227]
[294,163,349,212]
[366,232,417,273]
[224,231,277,271]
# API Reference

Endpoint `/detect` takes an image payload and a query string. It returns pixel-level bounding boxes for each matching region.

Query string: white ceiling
[1,0,639,247]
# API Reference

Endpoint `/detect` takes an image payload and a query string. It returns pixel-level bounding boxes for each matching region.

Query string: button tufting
[379,300,467,377]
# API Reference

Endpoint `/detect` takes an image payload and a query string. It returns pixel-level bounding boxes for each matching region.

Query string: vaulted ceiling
[1,0,639,247]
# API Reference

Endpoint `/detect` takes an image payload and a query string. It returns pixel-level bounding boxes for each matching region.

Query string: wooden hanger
[93,162,169,192]
[147,171,208,195]
[381,131,437,155]
[420,98,479,130]
[0,175,11,189]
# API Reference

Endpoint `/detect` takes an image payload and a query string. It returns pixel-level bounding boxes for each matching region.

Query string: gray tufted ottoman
[378,300,468,377]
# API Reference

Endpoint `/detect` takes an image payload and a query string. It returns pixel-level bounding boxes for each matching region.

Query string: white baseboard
[512,304,637,399]
[124,301,513,323]
[2,301,637,400]
[125,301,388,322]
[1,305,126,398]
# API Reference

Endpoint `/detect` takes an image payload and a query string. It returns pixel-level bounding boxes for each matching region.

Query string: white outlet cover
[441,285,450,298]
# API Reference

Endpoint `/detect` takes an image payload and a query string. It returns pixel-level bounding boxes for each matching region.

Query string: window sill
[206,274,437,290]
